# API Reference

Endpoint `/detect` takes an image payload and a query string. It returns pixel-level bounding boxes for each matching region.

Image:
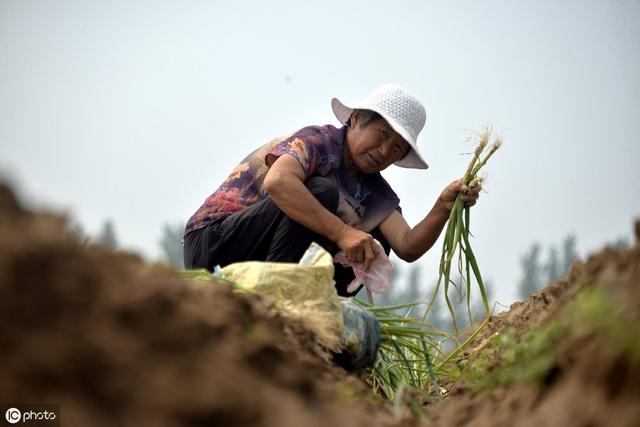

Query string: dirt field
[425,221,640,427]
[1,182,638,426]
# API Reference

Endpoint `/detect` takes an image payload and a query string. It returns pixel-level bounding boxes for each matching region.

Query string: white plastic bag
[219,242,344,351]
[333,240,393,294]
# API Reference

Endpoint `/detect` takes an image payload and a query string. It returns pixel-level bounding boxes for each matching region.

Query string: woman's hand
[334,225,381,271]
[438,179,482,212]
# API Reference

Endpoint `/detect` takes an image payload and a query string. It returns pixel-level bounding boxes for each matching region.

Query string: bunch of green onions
[424,127,502,330]
[358,128,502,401]
[356,299,445,401]
[357,299,492,401]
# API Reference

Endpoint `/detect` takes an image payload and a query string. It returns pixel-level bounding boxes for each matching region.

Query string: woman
[183,84,481,296]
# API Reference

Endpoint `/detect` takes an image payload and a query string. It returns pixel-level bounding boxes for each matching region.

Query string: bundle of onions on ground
[424,127,502,330]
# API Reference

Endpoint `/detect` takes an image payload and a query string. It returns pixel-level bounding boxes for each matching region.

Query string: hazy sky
[1,0,639,306]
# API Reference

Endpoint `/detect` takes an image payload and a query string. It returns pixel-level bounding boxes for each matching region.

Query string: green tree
[97,219,118,249]
[405,263,422,303]
[371,262,423,314]
[66,220,89,245]
[426,282,444,328]
[518,234,580,300]
[545,246,561,283]
[609,236,630,250]
[160,222,185,269]
[517,243,542,299]
[471,280,494,323]
[561,234,578,274]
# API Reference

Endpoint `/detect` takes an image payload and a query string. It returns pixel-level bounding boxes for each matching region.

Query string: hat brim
[331,97,429,170]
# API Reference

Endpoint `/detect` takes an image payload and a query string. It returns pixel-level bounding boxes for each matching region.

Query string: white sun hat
[331,84,428,169]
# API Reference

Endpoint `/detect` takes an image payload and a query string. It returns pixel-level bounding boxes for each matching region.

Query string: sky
[1,0,639,307]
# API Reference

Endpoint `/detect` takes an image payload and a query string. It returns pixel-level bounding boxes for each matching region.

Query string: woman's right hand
[334,225,381,271]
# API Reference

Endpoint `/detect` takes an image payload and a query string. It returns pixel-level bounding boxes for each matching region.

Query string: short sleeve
[267,126,342,180]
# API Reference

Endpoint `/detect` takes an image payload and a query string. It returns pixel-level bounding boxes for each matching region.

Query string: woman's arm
[263,155,381,270]
[379,180,481,262]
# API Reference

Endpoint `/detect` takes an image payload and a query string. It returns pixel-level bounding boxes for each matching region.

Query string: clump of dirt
[0,184,393,427]
[426,221,640,427]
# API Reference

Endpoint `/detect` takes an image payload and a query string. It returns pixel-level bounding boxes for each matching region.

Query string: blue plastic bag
[335,298,381,370]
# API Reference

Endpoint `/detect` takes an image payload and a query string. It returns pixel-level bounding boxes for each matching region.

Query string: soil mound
[2,181,638,427]
[0,185,392,427]
[428,221,640,426]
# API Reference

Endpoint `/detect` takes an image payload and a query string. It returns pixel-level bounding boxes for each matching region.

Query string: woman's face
[346,114,410,174]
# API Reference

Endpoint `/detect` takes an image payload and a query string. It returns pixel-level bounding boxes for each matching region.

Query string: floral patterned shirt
[184,124,400,236]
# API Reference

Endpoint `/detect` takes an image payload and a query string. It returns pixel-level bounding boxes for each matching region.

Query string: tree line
[364,231,631,332]
[68,219,185,269]
[74,219,631,324]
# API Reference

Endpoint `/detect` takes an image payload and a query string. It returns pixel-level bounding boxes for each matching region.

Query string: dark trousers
[183,176,391,297]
